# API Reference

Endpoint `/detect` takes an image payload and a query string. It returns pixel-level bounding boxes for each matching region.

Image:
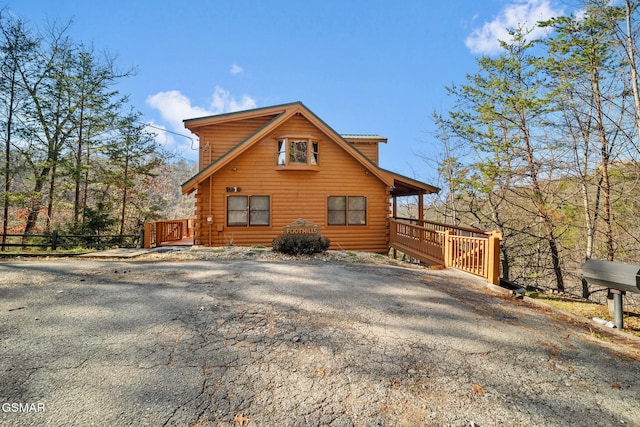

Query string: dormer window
[277,137,319,168]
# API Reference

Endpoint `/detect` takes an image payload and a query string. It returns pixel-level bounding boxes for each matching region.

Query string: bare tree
[0,13,33,248]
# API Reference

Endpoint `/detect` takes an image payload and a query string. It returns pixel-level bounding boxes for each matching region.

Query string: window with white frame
[277,138,319,167]
[227,195,270,226]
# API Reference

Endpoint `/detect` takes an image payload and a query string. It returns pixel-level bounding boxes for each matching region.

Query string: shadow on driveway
[1,259,639,426]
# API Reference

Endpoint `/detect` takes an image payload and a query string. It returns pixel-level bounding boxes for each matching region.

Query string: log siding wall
[196,115,278,168]
[348,142,378,165]
[193,114,391,252]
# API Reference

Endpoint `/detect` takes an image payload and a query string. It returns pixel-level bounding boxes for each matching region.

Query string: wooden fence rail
[389,218,501,285]
[0,231,141,251]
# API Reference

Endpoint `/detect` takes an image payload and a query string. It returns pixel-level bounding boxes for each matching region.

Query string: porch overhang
[383,170,439,223]
[384,170,439,197]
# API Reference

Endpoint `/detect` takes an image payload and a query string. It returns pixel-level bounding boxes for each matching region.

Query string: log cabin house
[180,102,438,252]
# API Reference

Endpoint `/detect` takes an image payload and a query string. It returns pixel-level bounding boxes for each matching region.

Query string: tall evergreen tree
[104,110,164,235]
[69,44,129,227]
[541,1,625,263]
[444,28,566,290]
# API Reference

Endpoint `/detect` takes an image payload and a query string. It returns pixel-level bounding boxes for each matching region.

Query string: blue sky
[6,0,567,186]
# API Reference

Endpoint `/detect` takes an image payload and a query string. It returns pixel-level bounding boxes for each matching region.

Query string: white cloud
[145,87,257,155]
[230,63,244,75]
[146,86,256,126]
[210,86,256,113]
[465,0,564,55]
[146,90,212,130]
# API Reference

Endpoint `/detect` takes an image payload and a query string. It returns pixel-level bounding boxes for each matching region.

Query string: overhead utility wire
[135,121,198,150]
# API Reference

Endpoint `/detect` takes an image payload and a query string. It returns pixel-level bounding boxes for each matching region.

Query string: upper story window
[277,137,319,168]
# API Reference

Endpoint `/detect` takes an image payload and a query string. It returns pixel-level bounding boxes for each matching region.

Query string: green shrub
[272,233,330,255]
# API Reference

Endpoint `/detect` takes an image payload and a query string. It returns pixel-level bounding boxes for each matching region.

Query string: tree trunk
[488,191,509,281]
[523,127,565,291]
[73,101,85,226]
[119,156,129,235]
[578,117,599,297]
[45,161,58,232]
[22,166,50,244]
[81,145,91,225]
[74,139,82,225]
[593,68,615,261]
[624,0,640,142]
[2,70,16,251]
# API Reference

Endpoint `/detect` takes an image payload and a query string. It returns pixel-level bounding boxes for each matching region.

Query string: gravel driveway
[1,257,639,426]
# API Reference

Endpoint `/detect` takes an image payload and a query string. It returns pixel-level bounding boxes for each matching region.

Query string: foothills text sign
[283,218,321,235]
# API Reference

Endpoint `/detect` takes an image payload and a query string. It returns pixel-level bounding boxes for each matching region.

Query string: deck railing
[144,218,195,248]
[389,218,501,285]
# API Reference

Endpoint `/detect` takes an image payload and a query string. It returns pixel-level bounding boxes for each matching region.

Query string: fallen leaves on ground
[471,384,485,395]
[233,413,250,425]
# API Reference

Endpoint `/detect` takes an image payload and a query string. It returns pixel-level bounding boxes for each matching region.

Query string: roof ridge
[183,101,304,124]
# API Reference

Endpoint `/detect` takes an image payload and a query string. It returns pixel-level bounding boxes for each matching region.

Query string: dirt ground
[1,247,639,426]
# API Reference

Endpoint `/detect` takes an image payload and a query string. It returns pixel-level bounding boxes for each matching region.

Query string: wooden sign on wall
[283,218,321,235]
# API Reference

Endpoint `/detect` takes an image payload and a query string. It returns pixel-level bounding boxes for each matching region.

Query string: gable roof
[181,102,439,196]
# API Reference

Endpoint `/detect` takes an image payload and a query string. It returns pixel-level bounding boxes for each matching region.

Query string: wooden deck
[144,218,195,248]
[143,217,501,285]
[158,236,194,247]
[389,218,501,285]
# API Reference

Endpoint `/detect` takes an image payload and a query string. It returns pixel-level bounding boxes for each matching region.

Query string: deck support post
[443,230,452,267]
[144,222,153,248]
[487,231,501,286]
